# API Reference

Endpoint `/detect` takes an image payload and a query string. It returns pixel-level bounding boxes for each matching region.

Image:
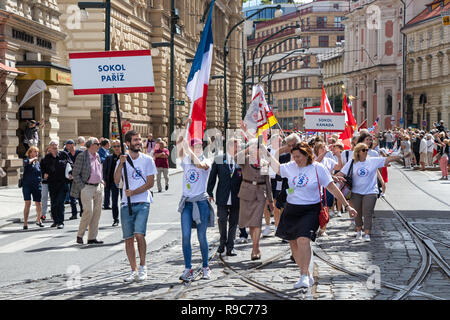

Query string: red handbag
[315,166,329,228]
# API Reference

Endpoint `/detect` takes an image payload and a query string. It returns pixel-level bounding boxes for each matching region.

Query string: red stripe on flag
[189,84,208,140]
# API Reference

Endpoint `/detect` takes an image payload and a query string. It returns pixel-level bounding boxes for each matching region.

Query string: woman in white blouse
[263,142,357,290]
[336,143,401,242]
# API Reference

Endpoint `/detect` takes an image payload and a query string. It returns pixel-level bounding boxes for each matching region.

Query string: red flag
[358,119,368,130]
[320,86,333,113]
[339,95,354,150]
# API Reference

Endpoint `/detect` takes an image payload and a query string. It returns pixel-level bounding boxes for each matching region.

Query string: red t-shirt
[154,148,169,168]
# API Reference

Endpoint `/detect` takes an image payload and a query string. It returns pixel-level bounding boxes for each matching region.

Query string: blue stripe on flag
[187,0,215,84]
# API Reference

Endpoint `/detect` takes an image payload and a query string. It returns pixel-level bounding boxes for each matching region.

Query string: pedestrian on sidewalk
[146,133,156,156]
[103,140,122,226]
[263,142,357,290]
[207,138,242,257]
[64,140,82,220]
[426,134,435,167]
[40,146,51,221]
[22,146,43,229]
[436,133,449,180]
[41,141,72,229]
[177,130,215,281]
[419,134,428,170]
[71,137,104,245]
[154,140,170,192]
[114,131,156,283]
[336,143,401,242]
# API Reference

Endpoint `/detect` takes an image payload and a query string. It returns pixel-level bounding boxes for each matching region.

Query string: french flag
[186,0,215,140]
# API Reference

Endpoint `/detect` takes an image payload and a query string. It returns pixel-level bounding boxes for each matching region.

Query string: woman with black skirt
[263,142,357,289]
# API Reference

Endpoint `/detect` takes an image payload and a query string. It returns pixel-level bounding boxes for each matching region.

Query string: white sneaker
[364,234,371,242]
[336,212,342,217]
[237,237,248,244]
[294,274,310,289]
[262,226,272,237]
[356,231,363,241]
[124,270,138,283]
[329,209,335,217]
[179,268,194,281]
[137,265,147,282]
[202,267,211,280]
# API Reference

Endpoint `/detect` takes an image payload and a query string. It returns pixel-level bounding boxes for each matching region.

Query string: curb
[0,168,184,229]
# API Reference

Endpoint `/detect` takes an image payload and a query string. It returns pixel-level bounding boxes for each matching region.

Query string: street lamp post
[264,56,304,106]
[223,5,282,149]
[251,24,301,88]
[78,0,111,139]
[257,35,303,82]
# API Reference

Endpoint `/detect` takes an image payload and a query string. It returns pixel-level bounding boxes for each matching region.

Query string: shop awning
[0,62,27,75]
[15,61,72,86]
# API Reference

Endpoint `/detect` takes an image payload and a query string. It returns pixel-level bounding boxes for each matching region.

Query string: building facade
[246,0,348,131]
[318,45,344,112]
[343,0,428,130]
[403,0,450,130]
[58,0,243,141]
[0,0,70,186]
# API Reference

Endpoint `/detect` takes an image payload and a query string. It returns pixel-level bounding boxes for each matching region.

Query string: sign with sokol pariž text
[69,50,155,95]
[304,112,346,133]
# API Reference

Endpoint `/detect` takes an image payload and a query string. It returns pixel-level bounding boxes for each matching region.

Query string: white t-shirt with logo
[181,155,211,197]
[280,162,333,205]
[116,153,157,204]
[341,157,386,195]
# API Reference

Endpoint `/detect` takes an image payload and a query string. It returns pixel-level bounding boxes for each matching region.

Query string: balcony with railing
[300,22,345,32]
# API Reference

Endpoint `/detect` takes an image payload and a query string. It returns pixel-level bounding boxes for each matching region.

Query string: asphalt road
[0,171,185,287]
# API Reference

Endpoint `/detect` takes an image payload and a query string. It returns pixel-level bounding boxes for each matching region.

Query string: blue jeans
[181,200,210,269]
[121,202,150,240]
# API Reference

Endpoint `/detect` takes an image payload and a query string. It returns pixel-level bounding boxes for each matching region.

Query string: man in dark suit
[207,139,242,256]
[103,140,121,226]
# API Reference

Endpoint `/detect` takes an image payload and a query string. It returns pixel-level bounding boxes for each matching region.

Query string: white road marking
[0,233,54,253]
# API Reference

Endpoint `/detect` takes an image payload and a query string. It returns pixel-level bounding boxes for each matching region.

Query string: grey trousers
[217,205,239,251]
[157,167,169,191]
[350,193,377,232]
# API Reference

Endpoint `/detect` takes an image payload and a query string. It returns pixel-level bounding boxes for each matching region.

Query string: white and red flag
[320,86,333,113]
[185,0,215,140]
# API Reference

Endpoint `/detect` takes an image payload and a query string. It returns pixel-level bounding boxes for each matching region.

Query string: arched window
[385,91,393,115]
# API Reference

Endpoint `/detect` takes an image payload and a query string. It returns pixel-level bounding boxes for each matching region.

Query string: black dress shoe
[50,223,57,228]
[69,215,77,220]
[35,222,44,228]
[226,250,237,257]
[217,246,225,254]
[23,226,28,230]
[103,207,112,210]
[165,185,169,191]
[87,239,104,244]
[112,221,119,227]
[76,237,83,244]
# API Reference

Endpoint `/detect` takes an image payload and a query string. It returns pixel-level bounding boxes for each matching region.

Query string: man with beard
[114,130,156,283]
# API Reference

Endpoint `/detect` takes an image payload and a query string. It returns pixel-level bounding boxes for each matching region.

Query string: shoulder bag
[315,166,329,229]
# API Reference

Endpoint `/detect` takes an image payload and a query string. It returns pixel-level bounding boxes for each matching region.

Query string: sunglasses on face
[361,149,368,153]
[93,143,100,146]
[112,145,121,148]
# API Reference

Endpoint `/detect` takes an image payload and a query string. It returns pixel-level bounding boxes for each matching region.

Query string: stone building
[402,0,450,130]
[0,0,70,186]
[246,0,348,131]
[343,0,428,130]
[58,0,243,142]
[318,45,344,111]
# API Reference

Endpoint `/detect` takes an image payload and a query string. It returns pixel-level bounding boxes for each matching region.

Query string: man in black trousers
[207,138,242,256]
[103,140,122,226]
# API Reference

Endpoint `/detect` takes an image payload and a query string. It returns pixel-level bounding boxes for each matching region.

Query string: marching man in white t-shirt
[114,130,156,283]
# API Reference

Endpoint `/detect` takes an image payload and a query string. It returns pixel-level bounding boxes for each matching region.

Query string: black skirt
[275,202,321,242]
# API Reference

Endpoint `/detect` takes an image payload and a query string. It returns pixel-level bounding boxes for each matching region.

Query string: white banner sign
[69,50,155,95]
[304,112,346,132]
[304,106,321,113]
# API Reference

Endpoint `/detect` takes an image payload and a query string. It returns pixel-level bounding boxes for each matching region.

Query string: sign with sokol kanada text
[304,112,346,132]
[69,50,155,95]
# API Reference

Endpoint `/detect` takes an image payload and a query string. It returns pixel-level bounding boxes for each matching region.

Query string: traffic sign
[122,120,131,134]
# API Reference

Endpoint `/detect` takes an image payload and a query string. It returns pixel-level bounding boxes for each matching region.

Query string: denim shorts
[120,202,150,240]
[22,184,42,202]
